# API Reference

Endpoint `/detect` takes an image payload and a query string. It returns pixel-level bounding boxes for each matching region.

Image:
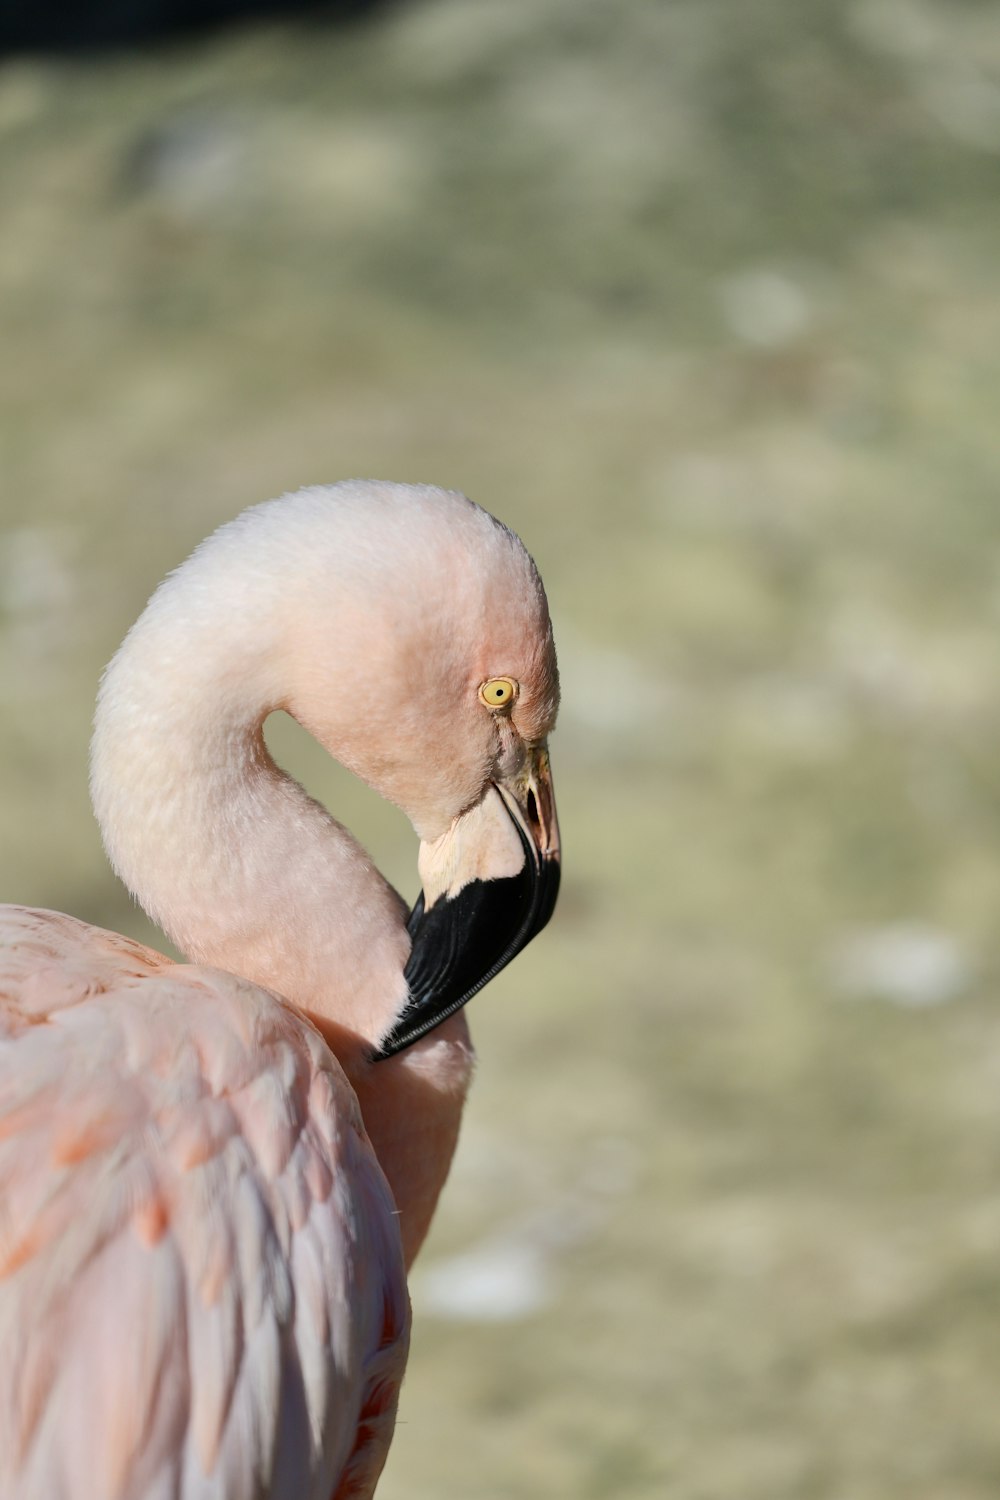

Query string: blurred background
[3,1,1000,1495]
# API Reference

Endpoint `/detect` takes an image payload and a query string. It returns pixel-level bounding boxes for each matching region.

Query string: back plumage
[0,906,408,1500]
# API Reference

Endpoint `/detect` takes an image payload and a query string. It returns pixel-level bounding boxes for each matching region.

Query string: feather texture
[0,907,409,1500]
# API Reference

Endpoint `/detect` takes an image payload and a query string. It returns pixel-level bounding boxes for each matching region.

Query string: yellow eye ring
[479,677,518,710]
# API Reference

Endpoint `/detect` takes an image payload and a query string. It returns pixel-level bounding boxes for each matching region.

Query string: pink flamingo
[0,481,560,1500]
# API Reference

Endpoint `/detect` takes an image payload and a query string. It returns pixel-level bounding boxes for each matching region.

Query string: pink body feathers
[0,907,407,1500]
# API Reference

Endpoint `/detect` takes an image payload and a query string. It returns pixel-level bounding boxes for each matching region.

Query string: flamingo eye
[479,677,518,710]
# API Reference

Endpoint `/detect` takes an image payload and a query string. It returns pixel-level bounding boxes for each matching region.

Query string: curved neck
[92,645,412,1051]
[90,521,476,1263]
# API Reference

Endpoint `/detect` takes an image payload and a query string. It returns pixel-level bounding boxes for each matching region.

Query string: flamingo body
[0,905,408,1500]
[0,481,560,1500]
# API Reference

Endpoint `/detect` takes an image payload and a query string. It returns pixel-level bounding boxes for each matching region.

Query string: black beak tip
[375,841,560,1061]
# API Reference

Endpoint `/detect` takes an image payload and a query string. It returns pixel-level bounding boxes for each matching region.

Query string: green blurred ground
[3,1,1000,1495]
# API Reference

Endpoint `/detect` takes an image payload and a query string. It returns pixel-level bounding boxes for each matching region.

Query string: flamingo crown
[0,480,560,1500]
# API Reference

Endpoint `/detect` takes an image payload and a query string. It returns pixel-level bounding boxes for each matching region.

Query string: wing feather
[0,907,410,1500]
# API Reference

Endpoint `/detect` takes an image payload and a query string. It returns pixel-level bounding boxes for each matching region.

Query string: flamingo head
[274,480,561,1057]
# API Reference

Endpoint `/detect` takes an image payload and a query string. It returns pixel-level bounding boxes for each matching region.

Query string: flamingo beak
[375,742,560,1059]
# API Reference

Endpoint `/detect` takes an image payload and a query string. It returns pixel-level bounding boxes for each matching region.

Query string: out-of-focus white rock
[128,111,249,219]
[829,923,972,1008]
[718,268,812,348]
[418,1239,552,1322]
[919,67,1000,154]
[416,1146,636,1323]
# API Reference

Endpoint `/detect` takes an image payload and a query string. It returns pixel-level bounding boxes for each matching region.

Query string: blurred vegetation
[3,1,1000,1496]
